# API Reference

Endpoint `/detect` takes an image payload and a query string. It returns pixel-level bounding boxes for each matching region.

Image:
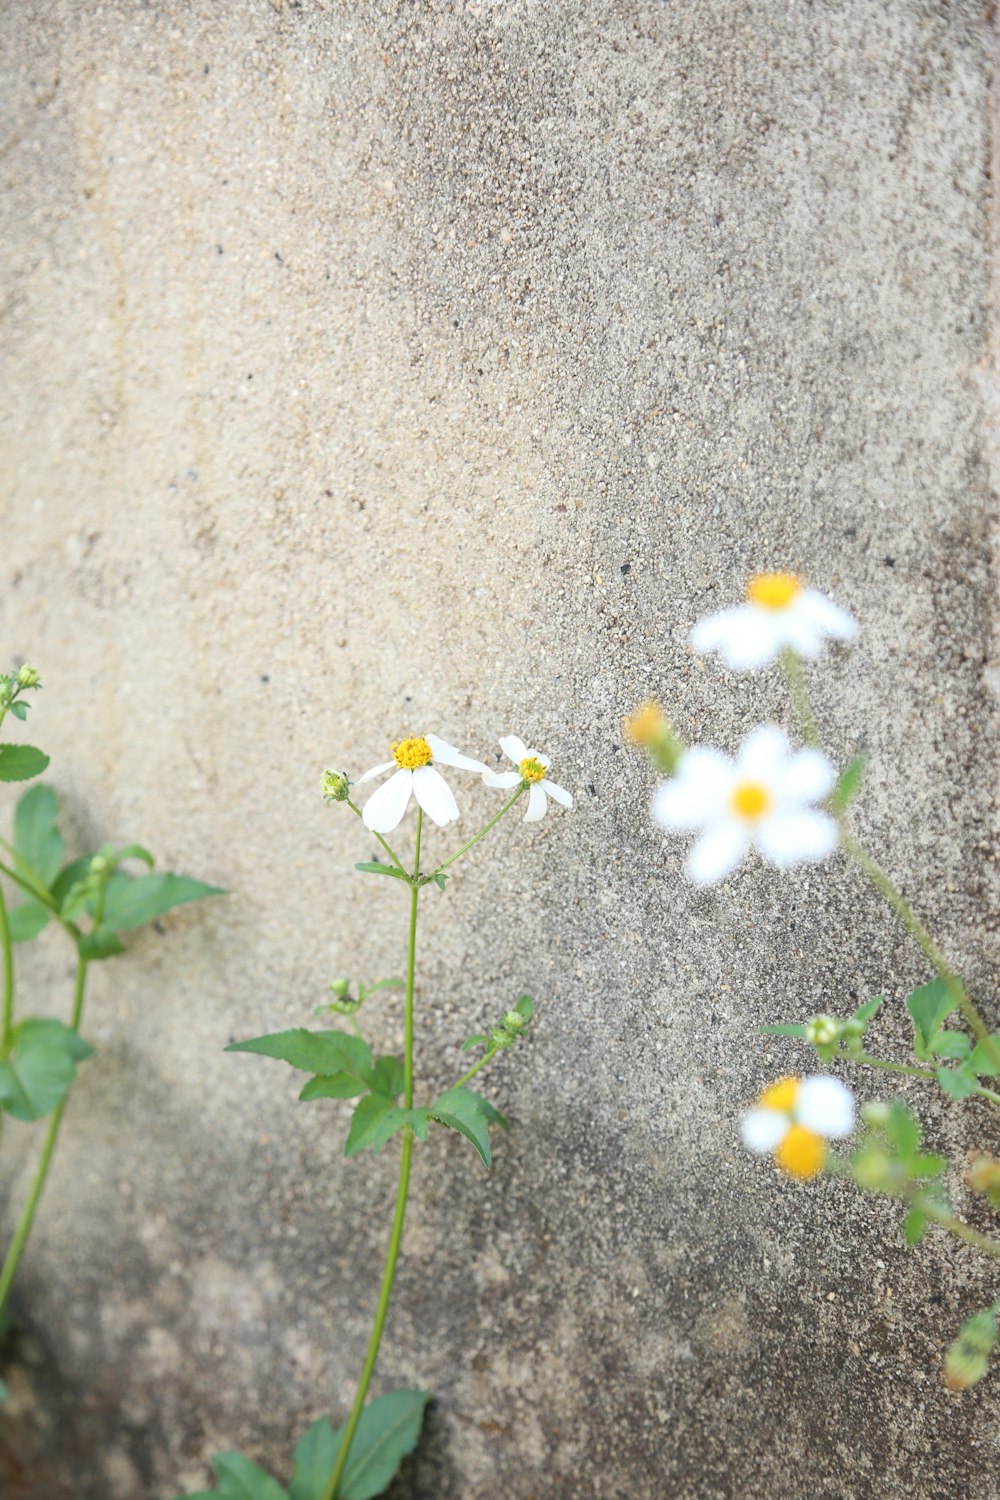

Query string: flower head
[652,724,837,884]
[357,733,487,833]
[741,1074,855,1179]
[482,735,573,822]
[321,768,351,803]
[691,574,858,671]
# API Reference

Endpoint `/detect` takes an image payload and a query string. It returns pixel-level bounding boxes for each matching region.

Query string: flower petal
[523,782,548,822]
[779,610,824,659]
[425,734,487,773]
[355,759,396,785]
[741,1108,790,1154]
[755,808,838,868]
[795,1076,855,1139]
[800,590,859,642]
[362,769,413,832]
[541,778,572,808]
[782,748,836,804]
[686,821,749,885]
[499,734,529,764]
[412,764,460,826]
[736,725,789,780]
[483,769,522,789]
[652,747,734,830]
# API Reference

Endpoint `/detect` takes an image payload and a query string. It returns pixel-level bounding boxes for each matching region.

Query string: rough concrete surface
[1,1,999,1497]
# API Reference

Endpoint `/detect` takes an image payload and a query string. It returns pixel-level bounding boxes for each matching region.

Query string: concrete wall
[1,2,998,1497]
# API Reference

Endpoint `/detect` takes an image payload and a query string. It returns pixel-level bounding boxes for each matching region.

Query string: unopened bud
[321,769,351,803]
[806,1015,839,1048]
[89,854,109,878]
[943,1310,997,1391]
[16,665,40,689]
[329,978,351,1000]
[622,701,685,776]
[502,1009,529,1035]
[967,1154,1000,1208]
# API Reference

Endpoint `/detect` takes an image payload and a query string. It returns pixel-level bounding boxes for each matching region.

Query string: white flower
[691,573,858,671]
[741,1074,855,1179]
[482,735,573,822]
[357,734,487,833]
[652,725,837,885]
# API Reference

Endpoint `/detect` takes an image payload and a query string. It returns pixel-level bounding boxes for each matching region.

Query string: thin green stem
[320,810,423,1500]
[0,882,13,1057]
[345,800,408,878]
[425,786,525,880]
[850,1051,1000,1110]
[0,954,89,1317]
[919,1197,1000,1261]
[452,1045,499,1092]
[779,649,821,747]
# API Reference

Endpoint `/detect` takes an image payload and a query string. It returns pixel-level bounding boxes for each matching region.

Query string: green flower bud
[502,1009,529,1034]
[806,1015,839,1048]
[89,854,110,879]
[944,1310,997,1391]
[860,1101,892,1128]
[16,665,40,689]
[329,978,351,1000]
[321,768,351,803]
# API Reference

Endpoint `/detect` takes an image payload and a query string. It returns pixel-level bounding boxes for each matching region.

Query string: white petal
[483,769,521,789]
[541,778,572,808]
[686,821,750,885]
[523,782,548,822]
[355,759,396,785]
[737,725,789,780]
[362,769,413,832]
[795,1076,855,1139]
[412,764,460,826]
[779,610,824,659]
[425,734,487,773]
[536,752,551,769]
[799,590,859,642]
[651,747,734,830]
[499,734,529,764]
[690,606,747,654]
[782,748,836,804]
[755,809,838,868]
[741,1108,790,1154]
[721,612,785,671]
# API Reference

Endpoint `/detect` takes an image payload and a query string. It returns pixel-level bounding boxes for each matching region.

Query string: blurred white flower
[741,1074,856,1179]
[652,725,837,884]
[691,573,858,670]
[358,734,486,833]
[483,735,573,822]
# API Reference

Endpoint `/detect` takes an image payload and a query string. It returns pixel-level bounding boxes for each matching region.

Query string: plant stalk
[425,786,525,879]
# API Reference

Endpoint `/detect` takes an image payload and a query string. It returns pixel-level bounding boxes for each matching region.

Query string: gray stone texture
[1,1,999,1497]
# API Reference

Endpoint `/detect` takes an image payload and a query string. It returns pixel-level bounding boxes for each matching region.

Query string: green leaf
[299,1073,370,1102]
[853,995,884,1024]
[195,1452,289,1500]
[931,1030,971,1061]
[8,901,51,942]
[408,1108,431,1141]
[829,752,868,814]
[0,745,49,782]
[901,1207,927,1245]
[969,1035,1000,1077]
[354,862,407,881]
[78,926,126,961]
[13,784,64,887]
[359,977,404,999]
[935,1063,978,1101]
[0,1375,7,1402]
[910,1153,946,1179]
[370,1055,404,1099]
[227,1029,372,1082]
[101,872,225,932]
[51,859,90,904]
[461,1034,490,1051]
[9,701,28,721]
[430,873,447,891]
[884,1101,921,1158]
[758,1023,808,1038]
[0,1019,93,1122]
[514,994,534,1021]
[289,1391,431,1500]
[344,1094,399,1157]
[432,1086,499,1168]
[112,843,155,869]
[906,978,957,1058]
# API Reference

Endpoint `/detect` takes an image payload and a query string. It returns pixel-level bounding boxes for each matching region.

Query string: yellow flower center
[731,781,772,821]
[759,1076,800,1113]
[392,736,433,770]
[776,1124,826,1180]
[622,701,665,748]
[747,572,802,610]
[519,756,547,783]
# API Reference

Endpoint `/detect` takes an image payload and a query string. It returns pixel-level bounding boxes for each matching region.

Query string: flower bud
[321,769,351,803]
[89,854,109,878]
[502,1009,529,1034]
[966,1154,1000,1208]
[943,1310,997,1391]
[622,701,685,776]
[806,1015,839,1048]
[16,665,40,689]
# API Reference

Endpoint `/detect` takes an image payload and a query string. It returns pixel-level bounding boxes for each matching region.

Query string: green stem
[320,810,423,1500]
[919,1197,1000,1261]
[345,800,408,878]
[425,786,525,880]
[851,1051,1000,1110]
[452,1045,500,1092]
[0,882,13,1057]
[0,954,89,1317]
[779,649,821,747]
[841,833,1000,1077]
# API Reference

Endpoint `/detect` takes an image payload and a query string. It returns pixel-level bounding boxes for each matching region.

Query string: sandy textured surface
[1,2,998,1497]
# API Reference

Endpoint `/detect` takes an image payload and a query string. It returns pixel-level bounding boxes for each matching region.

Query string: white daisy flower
[691,572,858,671]
[482,735,573,823]
[357,734,487,834]
[741,1074,855,1179]
[652,724,837,885]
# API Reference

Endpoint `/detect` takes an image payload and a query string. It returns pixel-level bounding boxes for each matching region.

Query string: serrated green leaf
[0,744,49,782]
[209,1451,288,1500]
[8,701,27,721]
[344,1094,398,1156]
[430,873,447,891]
[370,1055,404,1099]
[930,1030,971,1062]
[290,1391,430,1500]
[514,994,534,1020]
[227,1029,372,1082]
[906,978,957,1057]
[432,1086,496,1167]
[354,862,407,881]
[8,901,50,943]
[299,1073,370,1102]
[101,872,224,932]
[0,1019,93,1122]
[758,1023,808,1038]
[13,784,63,887]
[78,926,126,961]
[969,1035,1000,1077]
[935,1063,978,1100]
[461,1034,490,1051]
[853,995,884,1024]
[829,752,868,815]
[901,1207,926,1245]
